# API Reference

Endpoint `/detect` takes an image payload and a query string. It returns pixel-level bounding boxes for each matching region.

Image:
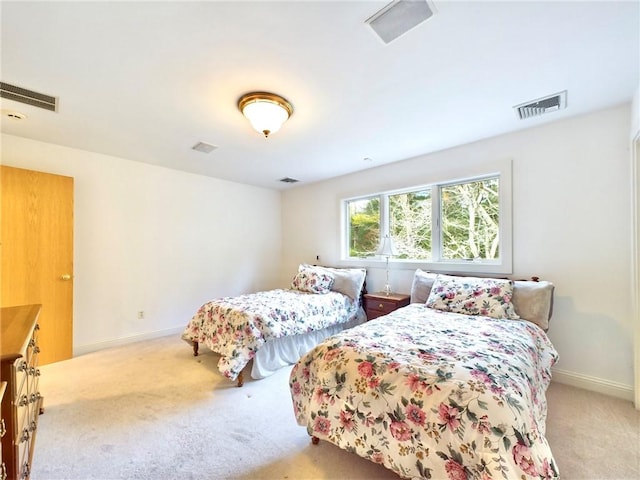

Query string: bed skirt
[251,308,366,379]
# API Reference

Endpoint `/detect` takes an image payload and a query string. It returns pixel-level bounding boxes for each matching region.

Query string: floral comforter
[289,304,559,479]
[182,289,361,381]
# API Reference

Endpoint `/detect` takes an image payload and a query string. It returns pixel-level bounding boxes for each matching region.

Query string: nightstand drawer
[363,293,410,320]
[368,299,398,315]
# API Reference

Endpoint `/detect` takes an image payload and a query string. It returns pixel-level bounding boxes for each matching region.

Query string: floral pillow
[291,269,334,294]
[425,274,520,320]
[299,264,366,300]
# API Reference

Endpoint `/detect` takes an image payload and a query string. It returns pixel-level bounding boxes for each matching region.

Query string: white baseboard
[551,367,635,402]
[73,326,184,357]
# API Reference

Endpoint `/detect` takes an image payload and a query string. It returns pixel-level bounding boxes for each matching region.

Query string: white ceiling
[1,1,638,190]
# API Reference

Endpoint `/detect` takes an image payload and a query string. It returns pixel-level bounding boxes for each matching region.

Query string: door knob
[60,274,72,281]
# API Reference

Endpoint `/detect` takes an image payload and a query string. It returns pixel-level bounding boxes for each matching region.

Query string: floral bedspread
[289,304,559,479]
[181,289,360,381]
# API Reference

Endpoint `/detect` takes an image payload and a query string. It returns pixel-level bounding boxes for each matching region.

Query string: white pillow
[410,269,437,304]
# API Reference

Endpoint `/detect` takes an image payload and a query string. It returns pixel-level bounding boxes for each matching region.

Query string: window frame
[340,161,513,275]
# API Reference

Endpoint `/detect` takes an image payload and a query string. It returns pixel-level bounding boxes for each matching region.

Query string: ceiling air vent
[192,142,217,153]
[514,91,567,120]
[0,82,58,112]
[279,177,299,184]
[366,0,436,44]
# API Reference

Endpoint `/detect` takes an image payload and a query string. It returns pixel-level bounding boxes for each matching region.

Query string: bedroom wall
[1,134,282,354]
[281,103,635,400]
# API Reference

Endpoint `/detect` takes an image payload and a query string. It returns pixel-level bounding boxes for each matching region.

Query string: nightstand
[363,292,410,320]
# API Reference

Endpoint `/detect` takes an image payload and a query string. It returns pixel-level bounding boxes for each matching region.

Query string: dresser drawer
[12,360,29,399]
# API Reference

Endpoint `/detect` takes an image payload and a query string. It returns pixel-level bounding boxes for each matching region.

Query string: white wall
[282,104,634,399]
[1,134,282,354]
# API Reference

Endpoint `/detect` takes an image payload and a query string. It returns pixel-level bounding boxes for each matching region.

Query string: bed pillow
[299,264,366,301]
[425,274,520,320]
[291,269,334,294]
[410,269,437,303]
[512,280,554,330]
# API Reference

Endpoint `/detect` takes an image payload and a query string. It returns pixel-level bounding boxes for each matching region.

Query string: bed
[182,264,367,386]
[289,269,559,479]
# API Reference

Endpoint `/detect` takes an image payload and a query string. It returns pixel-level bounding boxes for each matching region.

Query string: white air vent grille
[514,91,567,120]
[0,82,57,112]
[366,0,436,44]
[192,142,217,153]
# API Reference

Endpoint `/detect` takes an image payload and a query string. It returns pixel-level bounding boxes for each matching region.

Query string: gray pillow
[512,280,554,331]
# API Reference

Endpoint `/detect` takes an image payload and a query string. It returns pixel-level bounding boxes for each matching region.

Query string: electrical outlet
[137,310,144,319]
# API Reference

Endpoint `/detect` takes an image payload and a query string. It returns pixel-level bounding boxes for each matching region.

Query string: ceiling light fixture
[238,92,293,138]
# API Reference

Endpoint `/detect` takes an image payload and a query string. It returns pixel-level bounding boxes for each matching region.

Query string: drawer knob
[378,303,384,309]
[0,418,5,437]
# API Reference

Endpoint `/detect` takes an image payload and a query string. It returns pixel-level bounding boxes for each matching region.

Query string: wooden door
[1,166,74,364]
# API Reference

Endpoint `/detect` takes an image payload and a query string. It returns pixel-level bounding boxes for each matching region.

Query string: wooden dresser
[1,305,43,480]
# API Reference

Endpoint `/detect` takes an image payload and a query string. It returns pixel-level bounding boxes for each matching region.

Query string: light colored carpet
[30,334,639,480]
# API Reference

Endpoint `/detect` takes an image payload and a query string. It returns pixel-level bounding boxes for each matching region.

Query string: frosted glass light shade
[238,92,293,138]
[376,235,398,257]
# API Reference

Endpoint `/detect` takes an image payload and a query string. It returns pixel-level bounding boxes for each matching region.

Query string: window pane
[347,197,380,257]
[440,177,500,260]
[389,189,432,260]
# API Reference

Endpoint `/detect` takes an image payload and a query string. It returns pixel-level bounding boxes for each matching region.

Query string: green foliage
[348,197,380,257]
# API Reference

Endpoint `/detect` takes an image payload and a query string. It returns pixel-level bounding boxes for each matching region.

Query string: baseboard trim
[73,326,184,357]
[551,367,634,402]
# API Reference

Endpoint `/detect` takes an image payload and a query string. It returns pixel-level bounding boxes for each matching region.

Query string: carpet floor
[29,334,639,480]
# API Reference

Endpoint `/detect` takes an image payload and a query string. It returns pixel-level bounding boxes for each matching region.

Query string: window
[347,196,380,257]
[342,167,512,274]
[439,177,500,261]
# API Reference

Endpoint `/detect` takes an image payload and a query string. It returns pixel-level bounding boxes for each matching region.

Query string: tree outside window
[347,197,380,257]
[440,178,499,260]
[389,190,431,260]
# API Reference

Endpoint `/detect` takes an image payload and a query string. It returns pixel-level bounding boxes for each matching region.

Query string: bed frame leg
[192,341,199,356]
[311,436,320,445]
[236,372,244,387]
